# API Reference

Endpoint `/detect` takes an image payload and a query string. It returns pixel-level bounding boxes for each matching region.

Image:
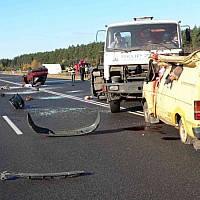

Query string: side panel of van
[156,66,176,125]
[155,64,200,138]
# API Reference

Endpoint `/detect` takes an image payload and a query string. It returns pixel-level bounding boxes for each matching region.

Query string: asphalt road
[1,73,200,200]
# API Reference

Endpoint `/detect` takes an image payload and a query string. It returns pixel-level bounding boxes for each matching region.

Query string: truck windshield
[106,23,180,51]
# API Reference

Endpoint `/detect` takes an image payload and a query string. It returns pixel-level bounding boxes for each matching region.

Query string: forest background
[0,26,200,72]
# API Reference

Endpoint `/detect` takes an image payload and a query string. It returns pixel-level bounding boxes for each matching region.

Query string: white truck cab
[104,18,183,79]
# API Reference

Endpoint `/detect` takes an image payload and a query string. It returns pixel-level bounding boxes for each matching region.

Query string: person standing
[71,66,76,82]
[85,64,89,79]
[69,65,76,83]
[75,63,79,75]
[79,64,85,81]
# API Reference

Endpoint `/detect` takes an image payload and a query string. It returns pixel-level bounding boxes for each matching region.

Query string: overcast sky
[0,0,199,59]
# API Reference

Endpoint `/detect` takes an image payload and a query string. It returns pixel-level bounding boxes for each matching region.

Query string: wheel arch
[174,113,181,126]
[173,109,190,136]
[172,107,185,126]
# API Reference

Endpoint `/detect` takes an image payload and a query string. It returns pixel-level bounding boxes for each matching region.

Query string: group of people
[68,62,90,83]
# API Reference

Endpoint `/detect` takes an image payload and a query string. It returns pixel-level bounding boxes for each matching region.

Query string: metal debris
[27,112,100,137]
[84,95,92,100]
[9,93,25,109]
[1,170,85,180]
[1,85,10,90]
[25,96,33,101]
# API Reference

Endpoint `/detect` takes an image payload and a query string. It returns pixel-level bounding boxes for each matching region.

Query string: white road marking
[41,89,144,116]
[5,91,39,95]
[0,79,22,86]
[66,90,83,93]
[3,116,23,135]
[126,110,144,117]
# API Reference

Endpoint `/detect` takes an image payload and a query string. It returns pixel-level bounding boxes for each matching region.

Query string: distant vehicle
[91,16,191,113]
[23,67,48,86]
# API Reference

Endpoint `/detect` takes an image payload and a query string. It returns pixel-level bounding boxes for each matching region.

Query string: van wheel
[179,118,193,144]
[143,102,150,123]
[109,100,120,113]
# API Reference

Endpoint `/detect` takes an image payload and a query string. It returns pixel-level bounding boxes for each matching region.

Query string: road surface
[1,73,200,200]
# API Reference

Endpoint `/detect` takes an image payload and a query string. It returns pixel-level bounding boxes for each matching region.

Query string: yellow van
[142,50,200,145]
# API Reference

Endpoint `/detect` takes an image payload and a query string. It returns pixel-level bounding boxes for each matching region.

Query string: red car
[23,67,48,85]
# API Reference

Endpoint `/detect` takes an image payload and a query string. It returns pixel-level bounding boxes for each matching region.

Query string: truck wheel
[109,100,120,113]
[143,102,150,123]
[90,83,96,97]
[179,118,193,144]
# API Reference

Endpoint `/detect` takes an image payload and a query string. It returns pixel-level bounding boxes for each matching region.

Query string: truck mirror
[185,28,191,42]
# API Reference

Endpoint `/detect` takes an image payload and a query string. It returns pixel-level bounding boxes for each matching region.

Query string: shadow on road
[92,124,164,135]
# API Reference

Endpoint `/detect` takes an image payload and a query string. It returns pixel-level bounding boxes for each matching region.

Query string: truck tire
[109,100,120,113]
[90,82,96,97]
[179,118,193,144]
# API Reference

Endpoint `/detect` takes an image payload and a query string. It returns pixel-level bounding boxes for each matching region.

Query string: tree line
[0,42,104,71]
[0,26,200,71]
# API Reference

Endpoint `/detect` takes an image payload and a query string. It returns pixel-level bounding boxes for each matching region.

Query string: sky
[0,0,199,59]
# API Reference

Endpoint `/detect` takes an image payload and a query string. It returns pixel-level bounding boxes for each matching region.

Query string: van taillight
[194,101,200,120]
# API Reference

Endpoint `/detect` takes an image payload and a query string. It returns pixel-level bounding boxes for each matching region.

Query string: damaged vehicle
[141,50,200,147]
[23,67,48,86]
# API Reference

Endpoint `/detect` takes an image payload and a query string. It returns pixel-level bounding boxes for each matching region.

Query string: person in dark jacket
[79,64,85,81]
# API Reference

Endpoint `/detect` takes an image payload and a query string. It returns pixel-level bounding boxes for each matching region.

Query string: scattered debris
[1,170,85,180]
[25,96,33,101]
[193,140,200,151]
[84,96,92,100]
[9,93,25,109]
[27,112,100,137]
[35,87,40,91]
[1,85,10,90]
[22,83,32,88]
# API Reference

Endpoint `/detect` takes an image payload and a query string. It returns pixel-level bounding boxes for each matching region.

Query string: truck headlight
[108,85,119,91]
